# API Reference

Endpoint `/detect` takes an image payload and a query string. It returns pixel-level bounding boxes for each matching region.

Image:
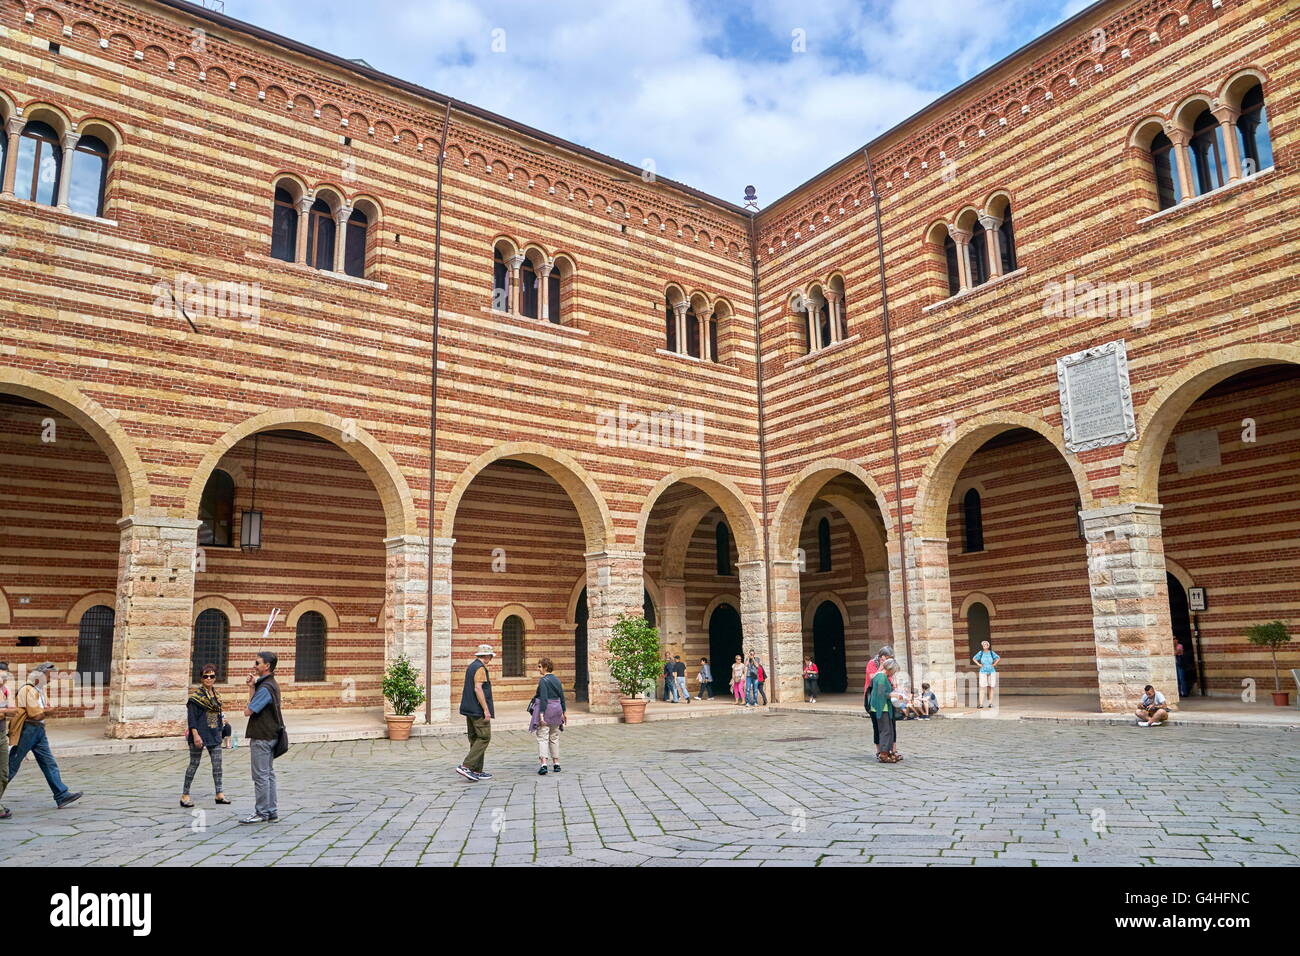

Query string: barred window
[501,615,525,677]
[192,608,230,682]
[76,604,114,682]
[295,610,327,682]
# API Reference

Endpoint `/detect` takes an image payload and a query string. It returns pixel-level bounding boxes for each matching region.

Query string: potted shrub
[382,653,426,739]
[1245,621,1294,706]
[606,613,663,723]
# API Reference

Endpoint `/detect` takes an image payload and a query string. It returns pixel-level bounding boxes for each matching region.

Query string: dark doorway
[708,602,743,696]
[573,587,656,704]
[811,601,847,693]
[1166,572,1197,695]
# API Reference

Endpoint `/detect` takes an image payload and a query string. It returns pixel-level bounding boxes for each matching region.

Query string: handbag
[270,691,290,758]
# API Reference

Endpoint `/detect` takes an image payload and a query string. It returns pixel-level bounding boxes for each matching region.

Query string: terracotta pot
[620,698,648,724]
[385,714,416,740]
[1272,692,1291,707]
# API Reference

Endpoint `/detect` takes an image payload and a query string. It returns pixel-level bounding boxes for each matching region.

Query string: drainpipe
[863,149,916,682]
[423,100,453,725]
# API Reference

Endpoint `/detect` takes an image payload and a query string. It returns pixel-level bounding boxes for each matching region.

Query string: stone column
[826,292,844,343]
[672,300,689,354]
[660,577,687,654]
[428,537,455,722]
[1165,128,1194,202]
[537,259,554,321]
[979,213,1004,278]
[106,516,200,739]
[947,226,972,291]
[808,305,823,350]
[584,550,645,714]
[383,534,437,717]
[866,570,893,653]
[2,116,24,197]
[762,558,800,702]
[1080,503,1177,712]
[294,195,313,265]
[507,254,525,315]
[331,203,353,273]
[892,533,958,706]
[55,131,79,210]
[1211,103,1244,181]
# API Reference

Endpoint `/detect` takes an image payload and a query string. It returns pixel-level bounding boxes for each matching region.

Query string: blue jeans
[7,722,71,804]
[666,678,680,702]
[1176,662,1189,697]
[745,676,758,705]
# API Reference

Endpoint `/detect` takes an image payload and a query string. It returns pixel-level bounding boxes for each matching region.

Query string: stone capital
[1210,103,1240,125]
[1162,125,1190,147]
[117,514,202,532]
[334,203,354,225]
[506,254,526,270]
[5,115,24,136]
[297,194,314,214]
[946,225,972,244]
[537,258,555,277]
[383,534,429,551]
[977,213,1002,230]
[582,549,646,562]
[62,131,81,151]
[1078,502,1163,522]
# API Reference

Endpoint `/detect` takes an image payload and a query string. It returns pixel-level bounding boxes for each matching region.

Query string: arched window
[68,135,108,217]
[1237,84,1272,174]
[1188,108,1226,196]
[15,121,62,206]
[501,614,524,677]
[943,234,961,296]
[643,590,656,627]
[686,309,702,358]
[1149,131,1182,210]
[706,312,719,362]
[715,521,732,576]
[998,210,1017,274]
[817,299,832,348]
[198,469,235,547]
[76,604,114,682]
[829,276,848,341]
[968,220,990,287]
[305,197,336,271]
[548,266,562,324]
[818,517,832,572]
[494,248,509,311]
[271,187,298,262]
[294,610,327,682]
[962,488,984,553]
[192,608,230,682]
[520,258,539,319]
[664,295,677,352]
[967,602,991,657]
[343,207,368,278]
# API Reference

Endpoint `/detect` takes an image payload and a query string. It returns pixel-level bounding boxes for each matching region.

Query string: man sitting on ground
[1136,685,1170,726]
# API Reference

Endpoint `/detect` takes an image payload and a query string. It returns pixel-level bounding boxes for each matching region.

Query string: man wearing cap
[7,663,82,809]
[456,645,496,782]
[0,662,17,819]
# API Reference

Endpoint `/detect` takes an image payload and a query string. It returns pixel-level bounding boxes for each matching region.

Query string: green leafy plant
[606,613,662,699]
[1245,621,1293,693]
[382,653,426,716]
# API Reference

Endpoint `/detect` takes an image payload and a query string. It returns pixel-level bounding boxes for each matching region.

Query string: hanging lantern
[240,433,264,552]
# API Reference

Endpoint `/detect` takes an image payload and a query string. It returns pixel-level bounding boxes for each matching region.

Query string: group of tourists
[661,655,714,702]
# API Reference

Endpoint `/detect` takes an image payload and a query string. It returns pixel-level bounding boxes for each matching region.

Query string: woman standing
[868,658,901,763]
[181,665,231,807]
[696,658,713,700]
[972,639,1001,708]
[802,657,820,703]
[529,658,566,775]
[730,655,746,705]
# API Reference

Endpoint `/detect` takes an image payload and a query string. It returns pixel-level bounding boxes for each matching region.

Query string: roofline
[148,0,752,218]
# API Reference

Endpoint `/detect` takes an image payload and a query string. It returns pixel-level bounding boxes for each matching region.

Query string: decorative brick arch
[659,497,727,580]
[702,593,743,631]
[286,598,340,630]
[441,442,615,553]
[911,412,1092,538]
[193,595,243,627]
[771,459,892,563]
[65,591,118,624]
[1121,345,1300,503]
[186,409,419,539]
[802,590,852,629]
[634,467,762,565]
[0,588,9,626]
[0,368,149,516]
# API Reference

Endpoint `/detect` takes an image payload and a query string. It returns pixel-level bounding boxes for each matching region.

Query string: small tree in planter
[382,653,426,739]
[1245,621,1294,706]
[606,613,662,723]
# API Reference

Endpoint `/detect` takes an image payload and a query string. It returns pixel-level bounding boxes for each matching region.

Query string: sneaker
[473,771,493,780]
[552,764,561,773]
[264,813,279,822]
[538,765,548,775]
[239,813,266,824]
[455,765,479,782]
[0,807,11,820]
[55,792,82,809]
[1137,720,1150,727]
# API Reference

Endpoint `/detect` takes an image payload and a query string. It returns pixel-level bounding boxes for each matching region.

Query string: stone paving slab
[1,713,1296,866]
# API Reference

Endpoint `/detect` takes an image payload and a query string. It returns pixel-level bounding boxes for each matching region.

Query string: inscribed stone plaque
[1175,428,1221,473]
[1057,340,1137,453]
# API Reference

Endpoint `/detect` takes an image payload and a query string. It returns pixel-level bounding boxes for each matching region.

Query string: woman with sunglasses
[181,664,231,808]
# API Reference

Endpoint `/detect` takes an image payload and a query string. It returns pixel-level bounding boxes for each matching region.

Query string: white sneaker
[1137,720,1150,727]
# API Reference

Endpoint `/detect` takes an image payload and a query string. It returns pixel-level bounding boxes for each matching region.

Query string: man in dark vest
[241,651,282,823]
[456,644,495,782]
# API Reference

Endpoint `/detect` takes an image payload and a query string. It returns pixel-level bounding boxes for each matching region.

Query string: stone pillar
[384,535,439,717]
[55,132,79,210]
[660,577,687,654]
[507,254,525,315]
[805,307,818,352]
[2,116,24,197]
[1080,503,1177,712]
[893,534,958,706]
[1165,128,1194,202]
[1211,103,1244,181]
[826,292,844,343]
[947,226,972,291]
[295,195,312,265]
[672,300,689,354]
[537,259,554,321]
[699,312,713,361]
[762,558,799,702]
[106,516,200,739]
[979,213,1003,277]
[332,203,353,273]
[428,537,456,722]
[584,550,645,714]
[866,570,893,653]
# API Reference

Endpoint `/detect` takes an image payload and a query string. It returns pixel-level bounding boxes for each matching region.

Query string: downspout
[423,99,453,724]
[863,149,916,681]
[744,213,778,699]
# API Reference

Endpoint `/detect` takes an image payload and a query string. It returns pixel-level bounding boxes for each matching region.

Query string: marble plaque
[1057,340,1137,452]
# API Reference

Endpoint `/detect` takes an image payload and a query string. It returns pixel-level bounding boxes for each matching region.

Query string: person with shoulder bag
[529,658,567,775]
[180,664,231,808]
[240,651,286,824]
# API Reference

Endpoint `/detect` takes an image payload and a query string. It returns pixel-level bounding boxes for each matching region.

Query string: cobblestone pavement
[3,713,1297,866]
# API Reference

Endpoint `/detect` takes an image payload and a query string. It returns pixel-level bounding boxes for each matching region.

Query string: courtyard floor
[4,712,1297,866]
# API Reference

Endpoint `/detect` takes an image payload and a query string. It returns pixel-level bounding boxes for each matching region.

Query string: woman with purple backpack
[529,658,567,775]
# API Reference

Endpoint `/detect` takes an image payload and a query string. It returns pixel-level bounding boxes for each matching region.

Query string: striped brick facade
[0,0,1295,735]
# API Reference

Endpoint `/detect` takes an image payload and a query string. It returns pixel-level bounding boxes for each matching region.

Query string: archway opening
[811,601,847,693]
[708,602,742,696]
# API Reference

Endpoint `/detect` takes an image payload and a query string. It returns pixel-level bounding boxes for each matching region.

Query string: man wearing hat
[456,644,496,782]
[7,663,82,809]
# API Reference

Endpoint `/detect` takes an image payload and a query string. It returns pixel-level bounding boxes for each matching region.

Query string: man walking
[673,656,688,704]
[241,651,283,824]
[0,662,16,819]
[663,655,678,702]
[745,652,759,707]
[456,644,496,781]
[6,663,82,809]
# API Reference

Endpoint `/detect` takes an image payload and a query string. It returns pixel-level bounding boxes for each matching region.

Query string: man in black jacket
[240,652,282,824]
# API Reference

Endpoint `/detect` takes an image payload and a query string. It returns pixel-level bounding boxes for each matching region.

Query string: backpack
[757,665,766,682]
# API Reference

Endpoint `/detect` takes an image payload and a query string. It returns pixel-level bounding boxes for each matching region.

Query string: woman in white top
[730,656,746,705]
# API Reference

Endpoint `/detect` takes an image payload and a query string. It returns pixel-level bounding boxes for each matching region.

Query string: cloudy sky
[221,0,1094,202]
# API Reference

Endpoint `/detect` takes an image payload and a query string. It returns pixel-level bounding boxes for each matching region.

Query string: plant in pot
[1245,620,1294,706]
[606,613,663,724]
[382,653,426,739]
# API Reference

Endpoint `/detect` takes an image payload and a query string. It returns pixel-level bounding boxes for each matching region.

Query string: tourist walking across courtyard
[241,651,285,823]
[803,657,820,703]
[529,658,566,775]
[663,655,679,702]
[456,644,496,782]
[731,655,745,704]
[0,662,15,819]
[868,658,902,763]
[973,640,1001,708]
[696,658,713,700]
[674,656,689,703]
[181,664,231,808]
[6,663,82,809]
